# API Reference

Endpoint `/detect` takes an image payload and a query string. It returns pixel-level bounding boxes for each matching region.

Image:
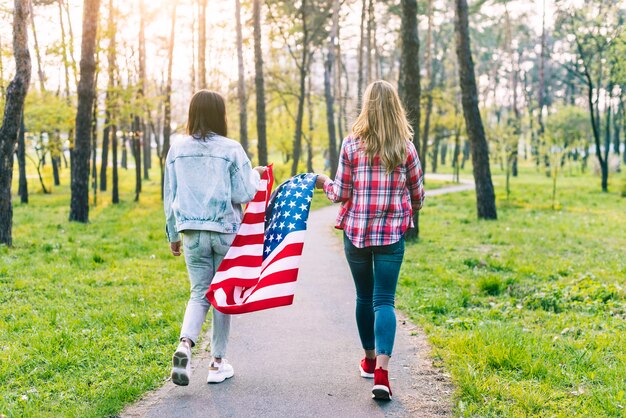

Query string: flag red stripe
[217,255,263,271]
[211,295,294,314]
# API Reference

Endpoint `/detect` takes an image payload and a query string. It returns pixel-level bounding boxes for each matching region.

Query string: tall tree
[139,0,150,180]
[557,2,623,192]
[399,0,421,239]
[101,0,115,192]
[235,0,249,154]
[289,0,310,176]
[63,0,78,85]
[58,0,71,99]
[69,0,101,222]
[18,113,28,203]
[253,0,267,165]
[454,0,497,219]
[324,0,340,178]
[420,0,434,177]
[198,0,207,89]
[0,0,32,246]
[160,0,177,198]
[356,0,366,110]
[29,1,45,92]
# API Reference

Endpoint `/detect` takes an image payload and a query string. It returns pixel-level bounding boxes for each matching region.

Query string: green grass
[398,165,626,417]
[1,163,191,417]
[2,155,624,417]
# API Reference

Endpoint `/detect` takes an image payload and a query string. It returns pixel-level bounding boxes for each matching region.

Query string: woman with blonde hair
[316,80,425,400]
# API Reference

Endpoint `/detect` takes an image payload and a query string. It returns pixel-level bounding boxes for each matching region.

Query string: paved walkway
[123,196,459,418]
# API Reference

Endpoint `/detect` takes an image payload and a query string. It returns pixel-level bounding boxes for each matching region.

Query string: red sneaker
[359,357,376,378]
[372,367,392,400]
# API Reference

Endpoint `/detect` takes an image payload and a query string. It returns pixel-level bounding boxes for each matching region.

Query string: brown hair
[186,90,228,138]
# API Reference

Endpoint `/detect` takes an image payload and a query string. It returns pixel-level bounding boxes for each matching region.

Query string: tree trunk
[420,0,434,177]
[18,112,28,203]
[133,115,142,201]
[198,0,207,89]
[63,0,78,86]
[191,8,196,92]
[58,0,71,99]
[454,0,497,220]
[29,2,45,92]
[431,135,440,173]
[537,0,548,173]
[70,0,100,223]
[253,0,267,166]
[324,0,340,178]
[290,1,309,177]
[235,0,249,155]
[111,124,118,203]
[91,90,98,205]
[365,0,373,84]
[161,0,177,199]
[356,0,366,111]
[101,0,118,193]
[139,0,149,180]
[0,0,31,246]
[306,71,314,173]
[399,0,421,239]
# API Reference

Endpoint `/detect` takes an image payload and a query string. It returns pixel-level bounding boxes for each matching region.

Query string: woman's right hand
[253,166,266,176]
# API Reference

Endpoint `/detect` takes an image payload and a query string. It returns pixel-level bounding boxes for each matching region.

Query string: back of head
[352,80,413,172]
[187,90,228,139]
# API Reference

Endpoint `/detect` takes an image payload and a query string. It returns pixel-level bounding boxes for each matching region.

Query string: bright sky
[0,0,589,124]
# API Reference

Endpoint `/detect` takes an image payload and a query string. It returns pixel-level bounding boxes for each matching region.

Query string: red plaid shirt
[323,136,425,248]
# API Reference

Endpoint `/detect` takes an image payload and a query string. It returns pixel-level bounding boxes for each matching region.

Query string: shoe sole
[171,350,190,386]
[207,369,234,384]
[372,385,392,401]
[359,365,374,378]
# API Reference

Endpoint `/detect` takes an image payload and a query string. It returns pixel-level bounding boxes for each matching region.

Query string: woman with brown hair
[164,90,264,386]
[317,80,425,400]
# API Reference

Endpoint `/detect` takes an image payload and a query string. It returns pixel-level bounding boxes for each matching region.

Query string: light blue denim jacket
[163,134,260,242]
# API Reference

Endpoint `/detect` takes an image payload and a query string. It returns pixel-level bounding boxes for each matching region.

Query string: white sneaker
[206,359,234,384]
[171,341,191,386]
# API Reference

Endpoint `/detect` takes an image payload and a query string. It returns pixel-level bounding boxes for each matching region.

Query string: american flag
[206,166,318,314]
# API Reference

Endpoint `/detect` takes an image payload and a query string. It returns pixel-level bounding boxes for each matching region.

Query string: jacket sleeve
[163,150,181,242]
[231,147,261,205]
[406,141,425,211]
[323,138,352,203]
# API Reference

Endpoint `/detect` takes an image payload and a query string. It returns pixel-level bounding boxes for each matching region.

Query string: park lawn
[398,166,626,417]
[1,165,192,417]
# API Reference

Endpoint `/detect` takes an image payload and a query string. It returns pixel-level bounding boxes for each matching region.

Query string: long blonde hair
[352,80,413,172]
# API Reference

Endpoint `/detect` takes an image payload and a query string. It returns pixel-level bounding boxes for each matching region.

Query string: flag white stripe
[245,201,266,214]
[244,282,297,303]
[236,223,265,236]
[223,244,264,260]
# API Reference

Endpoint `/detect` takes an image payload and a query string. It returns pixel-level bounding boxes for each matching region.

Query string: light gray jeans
[179,230,235,358]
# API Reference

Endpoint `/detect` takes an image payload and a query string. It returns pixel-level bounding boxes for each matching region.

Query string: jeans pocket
[213,232,236,256]
[183,230,201,250]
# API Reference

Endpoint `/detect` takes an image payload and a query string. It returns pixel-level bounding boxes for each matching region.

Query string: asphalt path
[124,195,458,418]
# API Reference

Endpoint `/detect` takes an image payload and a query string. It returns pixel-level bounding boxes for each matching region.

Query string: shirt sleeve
[406,142,425,211]
[231,147,261,205]
[163,149,181,243]
[323,139,352,203]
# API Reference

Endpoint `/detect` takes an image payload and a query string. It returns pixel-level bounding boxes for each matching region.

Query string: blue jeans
[179,230,234,358]
[343,234,405,357]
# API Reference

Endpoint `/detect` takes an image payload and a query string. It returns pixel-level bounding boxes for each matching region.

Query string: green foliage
[24,90,74,134]
[398,166,626,417]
